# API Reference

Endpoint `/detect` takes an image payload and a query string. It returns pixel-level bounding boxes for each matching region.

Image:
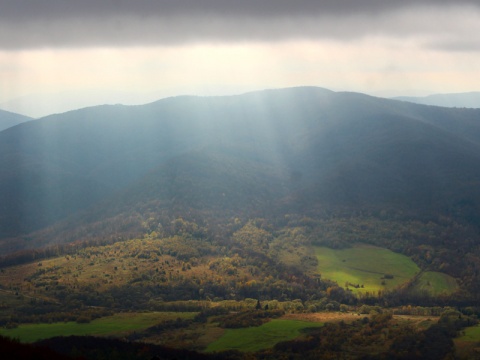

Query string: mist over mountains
[395,91,480,108]
[2,86,480,251]
[0,90,169,119]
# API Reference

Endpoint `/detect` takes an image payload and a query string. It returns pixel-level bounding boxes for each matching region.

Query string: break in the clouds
[1,0,480,49]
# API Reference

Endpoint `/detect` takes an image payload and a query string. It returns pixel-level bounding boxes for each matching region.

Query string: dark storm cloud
[0,0,478,49]
[3,0,478,18]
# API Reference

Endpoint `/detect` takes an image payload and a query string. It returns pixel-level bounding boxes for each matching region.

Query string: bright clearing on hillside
[457,324,480,342]
[205,319,323,353]
[315,244,419,295]
[412,271,459,296]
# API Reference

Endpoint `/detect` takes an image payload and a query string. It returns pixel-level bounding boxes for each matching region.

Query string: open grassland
[0,311,195,343]
[412,271,458,296]
[457,324,480,342]
[315,244,419,295]
[205,319,323,353]
[455,324,480,359]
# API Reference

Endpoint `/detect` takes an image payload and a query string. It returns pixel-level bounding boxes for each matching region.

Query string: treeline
[1,304,113,327]
[37,335,216,360]
[0,335,77,360]
[218,309,284,328]
[0,236,122,269]
[253,310,478,360]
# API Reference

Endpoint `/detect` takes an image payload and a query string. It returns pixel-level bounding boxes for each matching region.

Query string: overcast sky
[1,0,480,117]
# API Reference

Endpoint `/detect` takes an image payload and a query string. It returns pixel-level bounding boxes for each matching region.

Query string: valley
[0,215,478,358]
[2,87,480,358]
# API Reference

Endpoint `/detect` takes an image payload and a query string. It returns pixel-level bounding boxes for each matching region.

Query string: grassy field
[456,325,480,342]
[455,326,480,359]
[0,311,195,343]
[205,319,323,353]
[412,271,458,296]
[315,244,420,295]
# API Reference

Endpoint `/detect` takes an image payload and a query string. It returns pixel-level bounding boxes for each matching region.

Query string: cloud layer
[1,1,479,49]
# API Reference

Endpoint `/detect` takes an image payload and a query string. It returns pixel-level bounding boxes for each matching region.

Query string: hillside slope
[0,109,32,132]
[2,87,480,245]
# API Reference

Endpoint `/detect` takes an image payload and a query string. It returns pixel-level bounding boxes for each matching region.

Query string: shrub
[76,315,91,324]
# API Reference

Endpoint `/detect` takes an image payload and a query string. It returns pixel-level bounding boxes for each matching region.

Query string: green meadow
[454,324,480,359]
[412,271,458,296]
[205,319,323,353]
[457,325,480,342]
[0,312,195,343]
[315,244,420,295]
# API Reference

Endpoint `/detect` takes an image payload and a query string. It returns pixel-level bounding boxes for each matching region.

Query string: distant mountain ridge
[0,109,32,132]
[0,90,167,118]
[2,86,480,250]
[394,91,480,108]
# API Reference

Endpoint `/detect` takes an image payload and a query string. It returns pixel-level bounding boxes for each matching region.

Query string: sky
[1,0,480,117]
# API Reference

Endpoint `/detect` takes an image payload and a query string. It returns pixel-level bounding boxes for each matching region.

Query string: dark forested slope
[2,87,480,246]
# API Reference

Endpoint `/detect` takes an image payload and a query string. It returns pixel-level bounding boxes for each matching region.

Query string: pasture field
[315,244,419,295]
[205,319,323,353]
[0,311,196,343]
[455,326,480,360]
[412,271,458,296]
[457,325,480,342]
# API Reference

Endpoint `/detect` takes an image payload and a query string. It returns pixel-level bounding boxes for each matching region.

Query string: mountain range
[2,86,480,252]
[395,91,480,108]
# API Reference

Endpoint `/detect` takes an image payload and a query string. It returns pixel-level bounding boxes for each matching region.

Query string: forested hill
[2,86,480,248]
[0,109,32,132]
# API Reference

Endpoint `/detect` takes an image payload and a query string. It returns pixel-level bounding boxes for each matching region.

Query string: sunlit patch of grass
[412,271,458,296]
[315,244,419,295]
[457,325,480,342]
[0,311,196,343]
[205,319,323,353]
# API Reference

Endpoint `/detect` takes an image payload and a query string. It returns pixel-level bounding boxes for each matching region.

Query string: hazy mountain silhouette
[2,87,480,245]
[0,90,167,118]
[395,92,480,108]
[0,109,32,132]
